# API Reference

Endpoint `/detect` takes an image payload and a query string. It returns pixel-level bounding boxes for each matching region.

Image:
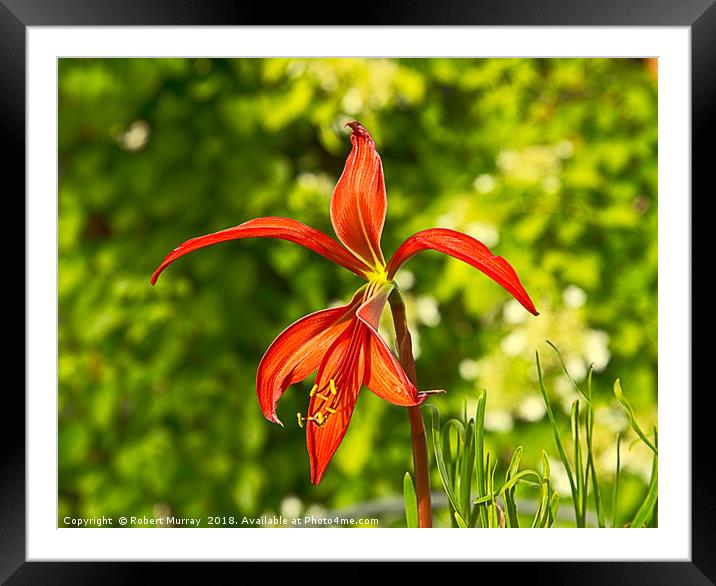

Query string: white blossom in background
[473,173,497,194]
[416,296,441,327]
[280,495,303,519]
[435,213,457,229]
[341,88,364,115]
[565,356,588,381]
[484,409,514,433]
[594,406,628,433]
[563,284,587,308]
[304,503,327,520]
[584,330,611,371]
[503,299,528,324]
[517,395,547,422]
[541,175,561,194]
[465,221,500,247]
[555,139,575,159]
[459,358,480,381]
[548,457,573,495]
[117,120,150,152]
[394,269,415,291]
[500,330,528,357]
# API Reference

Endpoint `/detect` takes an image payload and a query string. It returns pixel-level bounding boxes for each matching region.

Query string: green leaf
[474,389,489,528]
[536,351,578,504]
[454,511,469,528]
[426,405,462,516]
[584,366,605,527]
[611,433,622,528]
[547,340,592,405]
[403,472,419,528]
[613,379,658,455]
[631,447,658,527]
[571,400,585,527]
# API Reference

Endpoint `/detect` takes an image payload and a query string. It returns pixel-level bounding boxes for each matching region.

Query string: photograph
[57,57,659,530]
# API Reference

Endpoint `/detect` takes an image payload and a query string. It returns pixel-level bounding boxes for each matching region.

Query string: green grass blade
[546,340,591,405]
[536,351,577,501]
[473,469,542,504]
[474,389,489,528]
[585,367,605,527]
[571,400,585,527]
[631,449,658,527]
[454,511,468,528]
[504,446,523,528]
[549,490,560,527]
[613,379,658,455]
[403,472,419,528]
[611,433,622,528]
[460,419,476,525]
[426,405,462,515]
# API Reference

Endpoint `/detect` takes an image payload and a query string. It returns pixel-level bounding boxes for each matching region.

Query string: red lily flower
[151,121,538,484]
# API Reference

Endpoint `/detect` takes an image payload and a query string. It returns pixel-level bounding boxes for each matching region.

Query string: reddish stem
[389,288,432,528]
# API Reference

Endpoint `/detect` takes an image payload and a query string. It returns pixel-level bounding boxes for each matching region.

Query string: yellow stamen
[329,379,337,395]
[315,412,325,426]
[296,412,304,428]
[326,407,336,414]
[316,393,331,401]
[309,384,318,397]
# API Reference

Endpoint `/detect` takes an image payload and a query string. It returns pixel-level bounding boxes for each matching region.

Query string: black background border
[4,1,710,582]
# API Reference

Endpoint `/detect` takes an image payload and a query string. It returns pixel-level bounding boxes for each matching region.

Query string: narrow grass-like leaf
[549,490,560,527]
[454,511,468,528]
[584,366,605,527]
[460,419,476,525]
[473,469,542,504]
[504,446,523,527]
[631,449,658,527]
[443,418,466,516]
[611,433,621,528]
[613,379,657,455]
[403,472,418,528]
[474,389,489,528]
[426,405,462,515]
[571,400,585,527]
[546,340,591,405]
[536,352,577,503]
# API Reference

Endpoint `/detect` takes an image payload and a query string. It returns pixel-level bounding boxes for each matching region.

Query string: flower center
[296,378,340,428]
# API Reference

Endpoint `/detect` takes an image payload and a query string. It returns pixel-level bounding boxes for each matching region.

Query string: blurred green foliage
[58,58,657,527]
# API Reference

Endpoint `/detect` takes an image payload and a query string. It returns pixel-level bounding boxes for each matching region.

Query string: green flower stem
[389,287,433,528]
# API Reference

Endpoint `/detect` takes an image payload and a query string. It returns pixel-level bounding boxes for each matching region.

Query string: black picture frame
[5,0,709,582]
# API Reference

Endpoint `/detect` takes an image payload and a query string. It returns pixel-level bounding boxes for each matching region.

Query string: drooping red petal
[151,216,370,285]
[256,289,364,425]
[306,322,367,485]
[356,283,423,406]
[330,122,387,270]
[386,228,539,316]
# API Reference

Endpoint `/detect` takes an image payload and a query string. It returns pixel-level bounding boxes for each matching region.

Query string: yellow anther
[329,379,337,395]
[315,412,325,426]
[316,393,330,401]
[296,412,304,428]
[326,407,336,414]
[309,384,318,397]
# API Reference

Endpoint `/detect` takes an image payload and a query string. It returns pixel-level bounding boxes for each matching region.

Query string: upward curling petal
[151,216,370,284]
[386,228,539,316]
[330,122,387,270]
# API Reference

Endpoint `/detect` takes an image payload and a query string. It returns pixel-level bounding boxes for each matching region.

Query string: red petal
[256,291,363,425]
[306,322,367,484]
[151,216,370,284]
[330,122,387,270]
[357,284,423,406]
[386,228,539,316]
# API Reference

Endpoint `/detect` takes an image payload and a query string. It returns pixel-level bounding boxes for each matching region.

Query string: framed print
[6,0,711,581]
